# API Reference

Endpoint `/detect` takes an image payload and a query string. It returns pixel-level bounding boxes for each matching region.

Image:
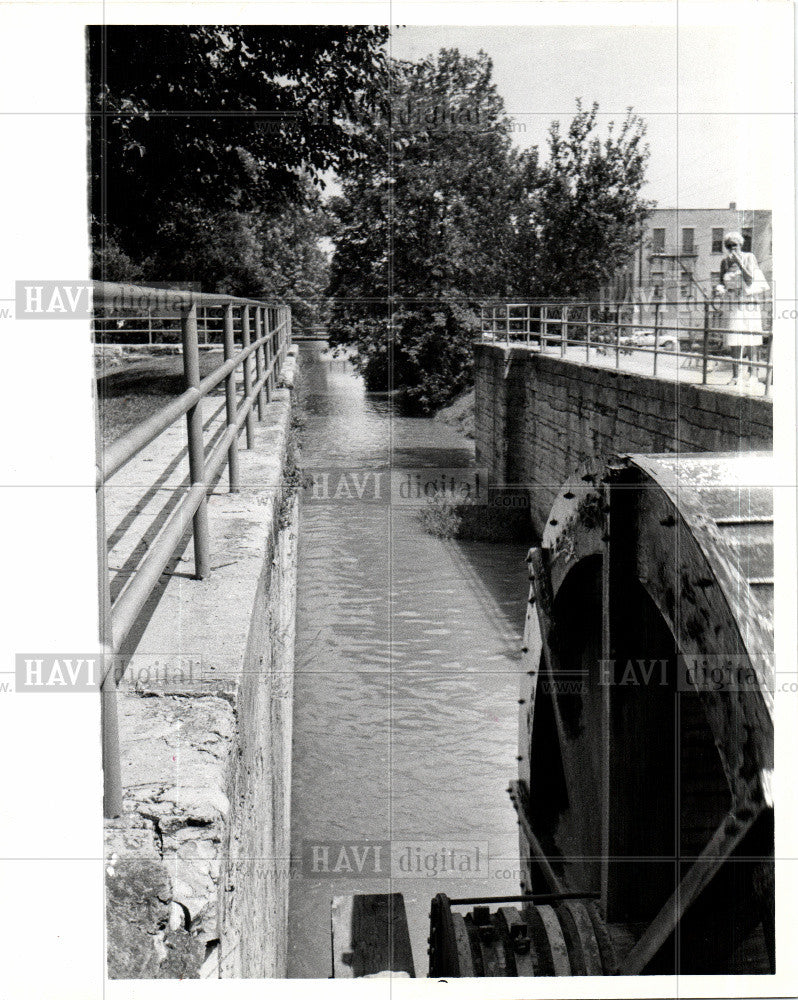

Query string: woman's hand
[732,251,754,285]
[714,284,726,297]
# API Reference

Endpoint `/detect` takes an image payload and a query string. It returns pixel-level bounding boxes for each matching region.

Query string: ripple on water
[288,344,530,978]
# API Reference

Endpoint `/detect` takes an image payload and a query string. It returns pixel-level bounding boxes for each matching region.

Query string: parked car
[619,329,678,354]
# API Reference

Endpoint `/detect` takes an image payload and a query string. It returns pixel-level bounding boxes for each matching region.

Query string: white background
[0,3,795,999]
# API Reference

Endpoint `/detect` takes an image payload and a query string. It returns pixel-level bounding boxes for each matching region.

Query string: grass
[97,351,225,447]
[97,348,308,533]
[277,435,311,529]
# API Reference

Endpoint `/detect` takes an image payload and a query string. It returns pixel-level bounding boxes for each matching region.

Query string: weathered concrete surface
[219,493,297,977]
[474,343,773,534]
[104,348,299,978]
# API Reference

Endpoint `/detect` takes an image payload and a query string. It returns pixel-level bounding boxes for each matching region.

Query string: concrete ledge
[105,352,299,978]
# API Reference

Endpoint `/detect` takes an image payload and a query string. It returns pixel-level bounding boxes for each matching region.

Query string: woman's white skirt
[723,298,763,347]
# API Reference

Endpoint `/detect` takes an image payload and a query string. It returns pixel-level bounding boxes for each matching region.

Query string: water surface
[288,344,529,977]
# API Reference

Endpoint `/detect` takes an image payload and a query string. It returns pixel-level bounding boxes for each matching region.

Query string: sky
[390,23,793,210]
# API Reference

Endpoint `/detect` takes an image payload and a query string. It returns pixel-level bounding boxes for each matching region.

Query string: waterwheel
[509,451,774,975]
[336,454,775,980]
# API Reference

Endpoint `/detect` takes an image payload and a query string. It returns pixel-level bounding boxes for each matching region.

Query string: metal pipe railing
[181,305,211,579]
[254,307,266,420]
[479,298,773,396]
[241,306,256,448]
[98,318,288,483]
[223,303,241,493]
[95,281,292,818]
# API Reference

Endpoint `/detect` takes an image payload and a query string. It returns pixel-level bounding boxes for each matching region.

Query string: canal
[287,343,530,977]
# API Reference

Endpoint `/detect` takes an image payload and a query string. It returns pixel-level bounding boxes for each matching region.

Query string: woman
[714,231,769,384]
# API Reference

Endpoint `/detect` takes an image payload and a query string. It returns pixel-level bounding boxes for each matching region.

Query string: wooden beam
[331,893,415,978]
[509,779,565,895]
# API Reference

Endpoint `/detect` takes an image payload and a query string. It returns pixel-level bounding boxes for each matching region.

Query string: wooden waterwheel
[510,451,774,975]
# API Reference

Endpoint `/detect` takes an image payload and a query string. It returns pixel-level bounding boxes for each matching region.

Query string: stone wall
[474,344,773,534]
[219,492,298,977]
[105,350,300,979]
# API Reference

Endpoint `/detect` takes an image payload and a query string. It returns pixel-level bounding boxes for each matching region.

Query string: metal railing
[94,307,298,348]
[479,299,773,395]
[95,281,292,817]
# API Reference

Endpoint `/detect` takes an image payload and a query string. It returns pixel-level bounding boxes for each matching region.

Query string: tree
[101,180,331,329]
[327,49,524,411]
[514,101,652,298]
[88,26,388,286]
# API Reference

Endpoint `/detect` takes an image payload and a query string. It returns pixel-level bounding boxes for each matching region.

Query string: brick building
[613,204,772,302]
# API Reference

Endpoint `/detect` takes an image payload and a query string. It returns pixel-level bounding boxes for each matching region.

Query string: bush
[417,492,531,542]
[416,495,463,539]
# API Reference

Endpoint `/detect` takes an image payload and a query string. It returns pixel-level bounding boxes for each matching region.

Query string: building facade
[628,204,772,300]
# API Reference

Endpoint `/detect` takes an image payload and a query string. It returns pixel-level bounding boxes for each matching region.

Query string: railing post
[701,301,710,385]
[265,309,275,399]
[97,405,122,820]
[276,306,286,378]
[278,307,286,372]
[652,300,661,377]
[764,333,773,396]
[222,304,240,493]
[615,306,621,369]
[505,304,510,345]
[101,651,122,819]
[541,306,548,349]
[241,305,256,448]
[560,305,568,358]
[526,304,531,344]
[254,306,266,420]
[277,306,286,373]
[181,303,210,578]
[585,305,592,361]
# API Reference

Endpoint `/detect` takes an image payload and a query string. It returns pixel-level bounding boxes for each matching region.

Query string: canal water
[287,344,530,978]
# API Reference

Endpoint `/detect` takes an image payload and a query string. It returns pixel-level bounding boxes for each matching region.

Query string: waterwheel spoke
[620,796,763,975]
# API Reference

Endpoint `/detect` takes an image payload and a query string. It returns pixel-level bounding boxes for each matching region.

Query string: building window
[682,228,695,253]
[711,228,724,253]
[742,228,752,252]
[653,285,663,299]
[651,228,665,252]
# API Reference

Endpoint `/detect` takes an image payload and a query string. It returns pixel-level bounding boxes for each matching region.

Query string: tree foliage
[88,25,387,308]
[514,101,652,297]
[327,49,524,411]
[329,79,652,408]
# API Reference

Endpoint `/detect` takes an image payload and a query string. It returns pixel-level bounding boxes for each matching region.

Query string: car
[619,329,678,353]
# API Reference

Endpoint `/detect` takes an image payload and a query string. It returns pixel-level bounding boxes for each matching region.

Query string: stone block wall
[474,344,773,534]
[105,350,300,979]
